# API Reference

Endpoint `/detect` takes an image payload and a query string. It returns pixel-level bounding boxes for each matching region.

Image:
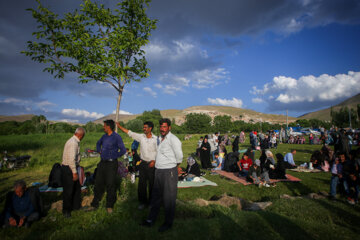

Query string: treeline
[0,115,104,135]
[1,106,357,135]
[330,105,360,128]
[124,111,332,134]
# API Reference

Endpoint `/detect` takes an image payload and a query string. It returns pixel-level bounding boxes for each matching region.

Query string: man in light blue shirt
[141,118,183,233]
[284,149,297,168]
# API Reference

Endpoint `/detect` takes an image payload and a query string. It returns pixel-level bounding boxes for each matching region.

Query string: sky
[0,0,360,123]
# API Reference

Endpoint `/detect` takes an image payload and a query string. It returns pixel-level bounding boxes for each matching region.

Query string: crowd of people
[1,124,360,230]
[1,118,183,232]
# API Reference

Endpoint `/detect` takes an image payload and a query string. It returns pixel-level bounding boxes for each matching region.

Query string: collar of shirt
[73,135,80,143]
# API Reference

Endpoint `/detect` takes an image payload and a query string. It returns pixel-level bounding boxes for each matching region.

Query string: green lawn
[0,133,359,240]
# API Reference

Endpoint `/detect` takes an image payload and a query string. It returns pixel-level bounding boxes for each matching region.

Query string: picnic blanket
[215,170,301,186]
[39,185,87,192]
[289,167,322,173]
[178,177,217,188]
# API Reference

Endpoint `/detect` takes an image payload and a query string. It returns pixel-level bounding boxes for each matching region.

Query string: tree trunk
[115,86,124,133]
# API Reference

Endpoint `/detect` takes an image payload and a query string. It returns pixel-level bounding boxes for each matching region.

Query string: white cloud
[62,109,104,119]
[252,98,264,104]
[58,119,79,123]
[192,68,229,89]
[251,71,360,110]
[111,110,133,115]
[143,87,157,98]
[207,97,243,108]
[0,98,56,112]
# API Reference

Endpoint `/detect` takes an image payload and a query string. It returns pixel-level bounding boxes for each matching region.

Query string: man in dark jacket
[2,180,42,228]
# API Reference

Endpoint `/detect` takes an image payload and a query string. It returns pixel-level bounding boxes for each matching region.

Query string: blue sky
[0,0,360,123]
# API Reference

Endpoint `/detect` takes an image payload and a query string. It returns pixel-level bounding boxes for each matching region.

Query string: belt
[101,158,117,162]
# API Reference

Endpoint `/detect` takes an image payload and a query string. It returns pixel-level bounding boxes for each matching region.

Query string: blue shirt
[97,132,126,160]
[284,153,296,166]
[6,191,34,220]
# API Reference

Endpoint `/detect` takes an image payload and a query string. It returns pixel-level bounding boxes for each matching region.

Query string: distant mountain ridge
[299,93,360,121]
[93,105,297,125]
[0,114,35,122]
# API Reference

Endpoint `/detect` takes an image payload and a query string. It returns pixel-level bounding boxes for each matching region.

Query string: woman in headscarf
[200,136,211,169]
[273,153,287,179]
[185,156,201,177]
[232,136,239,153]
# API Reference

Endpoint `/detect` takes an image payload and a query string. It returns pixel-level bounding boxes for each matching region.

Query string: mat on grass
[289,167,322,173]
[215,170,301,186]
[39,185,87,192]
[178,177,217,188]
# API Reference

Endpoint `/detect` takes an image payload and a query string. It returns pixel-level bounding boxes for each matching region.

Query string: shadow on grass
[257,211,315,240]
[315,199,360,234]
[283,181,313,196]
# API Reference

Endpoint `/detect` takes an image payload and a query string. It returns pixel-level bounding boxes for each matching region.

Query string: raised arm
[116,122,129,134]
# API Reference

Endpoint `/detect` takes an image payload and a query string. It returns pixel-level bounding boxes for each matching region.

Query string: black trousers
[148,167,178,227]
[138,161,155,205]
[61,165,81,214]
[91,160,118,208]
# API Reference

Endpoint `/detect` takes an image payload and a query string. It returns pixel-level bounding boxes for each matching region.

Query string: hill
[0,114,35,122]
[299,93,360,121]
[93,106,297,125]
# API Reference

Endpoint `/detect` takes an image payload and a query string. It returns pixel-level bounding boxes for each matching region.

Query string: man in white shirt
[116,121,157,209]
[61,127,85,218]
[141,118,183,232]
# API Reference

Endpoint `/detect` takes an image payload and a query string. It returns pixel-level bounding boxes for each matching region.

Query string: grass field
[0,133,359,240]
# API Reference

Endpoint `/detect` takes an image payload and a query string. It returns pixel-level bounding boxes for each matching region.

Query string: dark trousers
[61,165,81,214]
[138,161,155,205]
[148,167,178,227]
[91,160,118,208]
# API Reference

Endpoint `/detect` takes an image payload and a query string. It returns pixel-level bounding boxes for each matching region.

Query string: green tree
[184,113,212,134]
[125,118,143,132]
[213,115,232,133]
[23,0,157,131]
[331,107,358,128]
[85,121,97,133]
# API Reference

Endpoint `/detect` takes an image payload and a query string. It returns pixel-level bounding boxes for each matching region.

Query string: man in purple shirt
[90,120,126,214]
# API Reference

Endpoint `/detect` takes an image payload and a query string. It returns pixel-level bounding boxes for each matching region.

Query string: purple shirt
[97,132,126,160]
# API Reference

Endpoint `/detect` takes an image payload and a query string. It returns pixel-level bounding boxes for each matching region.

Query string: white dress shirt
[155,132,183,169]
[128,130,158,162]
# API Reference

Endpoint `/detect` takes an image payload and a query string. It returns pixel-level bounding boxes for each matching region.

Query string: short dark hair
[214,152,219,156]
[291,149,296,153]
[14,180,26,189]
[104,119,115,131]
[144,121,154,130]
[159,118,171,127]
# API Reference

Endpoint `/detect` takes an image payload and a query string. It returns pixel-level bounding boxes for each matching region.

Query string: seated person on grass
[247,159,261,185]
[184,156,201,177]
[211,152,222,171]
[2,180,41,228]
[284,149,297,169]
[237,152,253,177]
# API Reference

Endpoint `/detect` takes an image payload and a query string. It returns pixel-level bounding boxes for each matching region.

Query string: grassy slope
[0,133,359,240]
[300,93,360,121]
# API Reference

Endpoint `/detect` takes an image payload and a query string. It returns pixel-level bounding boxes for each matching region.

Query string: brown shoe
[107,208,113,214]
